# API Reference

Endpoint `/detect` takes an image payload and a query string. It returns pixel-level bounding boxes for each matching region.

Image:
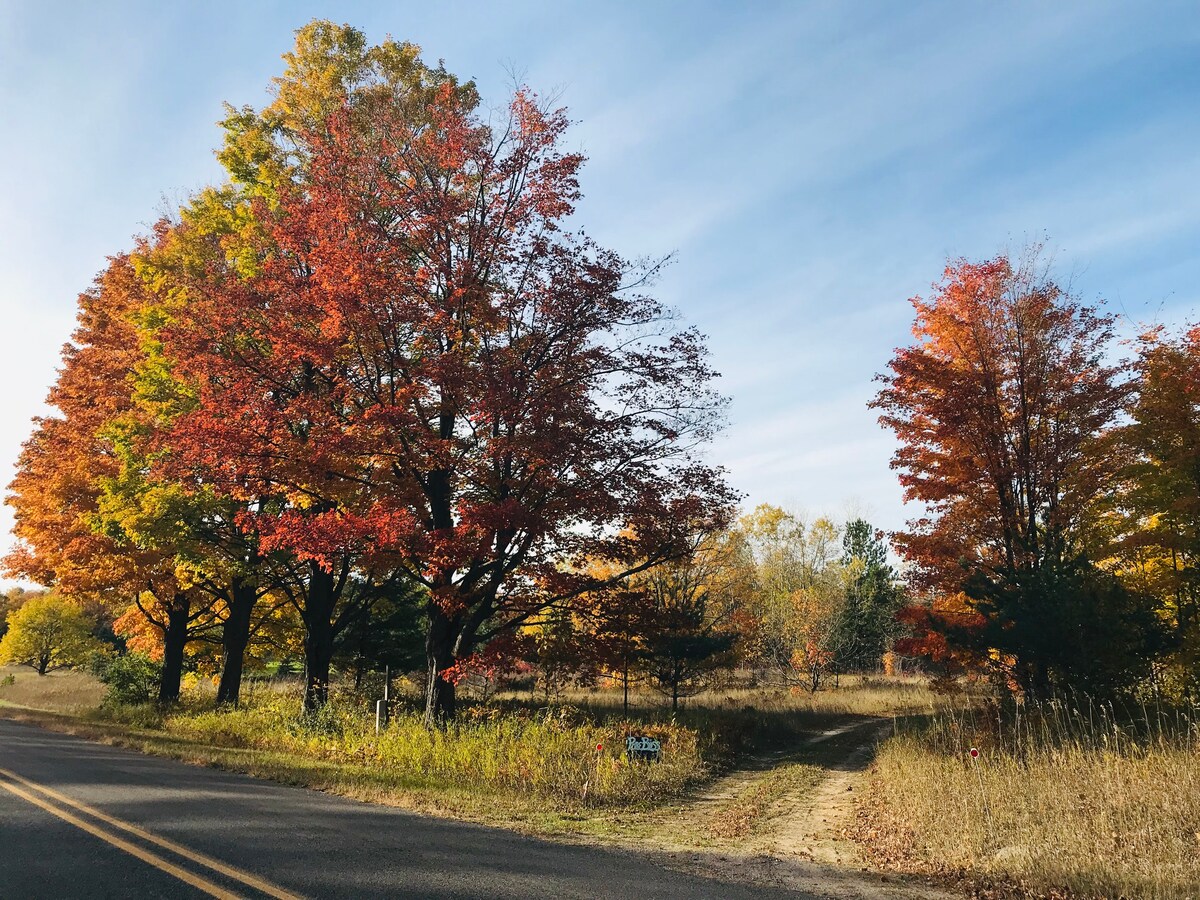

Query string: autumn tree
[789,585,847,693]
[3,257,225,702]
[0,594,103,675]
[123,23,468,707]
[524,604,590,702]
[873,249,1159,698]
[1103,324,1200,700]
[92,433,277,705]
[587,583,657,713]
[0,588,42,643]
[738,505,845,683]
[147,25,735,720]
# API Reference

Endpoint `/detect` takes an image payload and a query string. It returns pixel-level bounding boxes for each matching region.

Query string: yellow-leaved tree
[738,505,847,686]
[0,594,104,675]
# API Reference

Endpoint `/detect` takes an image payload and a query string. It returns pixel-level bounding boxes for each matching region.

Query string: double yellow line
[0,765,301,900]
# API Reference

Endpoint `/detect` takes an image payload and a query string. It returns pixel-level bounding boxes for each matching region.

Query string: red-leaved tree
[872,249,1144,696]
[154,77,736,719]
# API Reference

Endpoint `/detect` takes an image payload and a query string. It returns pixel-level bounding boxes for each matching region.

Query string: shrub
[96,653,161,705]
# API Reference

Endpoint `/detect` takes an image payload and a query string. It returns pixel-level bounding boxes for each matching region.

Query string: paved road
[0,718,812,898]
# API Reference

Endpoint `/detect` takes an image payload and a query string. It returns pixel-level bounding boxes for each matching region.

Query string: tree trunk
[216,577,256,706]
[622,656,630,715]
[303,565,337,712]
[424,603,457,726]
[158,597,189,704]
[37,653,50,676]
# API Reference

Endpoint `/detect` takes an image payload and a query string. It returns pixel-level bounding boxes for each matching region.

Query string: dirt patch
[760,721,887,865]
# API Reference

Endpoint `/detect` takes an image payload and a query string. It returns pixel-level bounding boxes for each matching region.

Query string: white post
[375,666,391,734]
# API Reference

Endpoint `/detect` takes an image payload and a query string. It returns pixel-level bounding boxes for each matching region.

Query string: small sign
[969,747,979,759]
[626,735,661,762]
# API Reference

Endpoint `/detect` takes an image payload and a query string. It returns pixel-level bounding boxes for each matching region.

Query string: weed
[860,697,1200,899]
[152,692,704,808]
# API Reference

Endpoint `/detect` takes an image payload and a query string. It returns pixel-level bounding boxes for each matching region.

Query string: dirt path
[626,718,957,899]
[755,721,887,866]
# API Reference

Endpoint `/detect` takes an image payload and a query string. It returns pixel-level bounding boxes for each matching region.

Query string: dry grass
[0,665,105,712]
[696,675,963,717]
[158,694,704,808]
[860,699,1200,899]
[549,673,957,718]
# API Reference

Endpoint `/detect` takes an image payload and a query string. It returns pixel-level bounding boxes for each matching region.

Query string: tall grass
[0,665,106,712]
[152,692,703,808]
[865,696,1200,899]
[550,673,957,717]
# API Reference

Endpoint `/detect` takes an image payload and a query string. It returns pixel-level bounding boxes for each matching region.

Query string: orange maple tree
[873,250,1137,695]
[4,258,220,701]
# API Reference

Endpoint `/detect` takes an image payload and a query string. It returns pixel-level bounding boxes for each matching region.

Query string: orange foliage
[874,250,1125,684]
[113,603,165,661]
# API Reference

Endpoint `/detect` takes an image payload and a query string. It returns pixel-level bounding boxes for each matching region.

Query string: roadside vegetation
[134,694,702,809]
[2,664,926,820]
[856,699,1200,899]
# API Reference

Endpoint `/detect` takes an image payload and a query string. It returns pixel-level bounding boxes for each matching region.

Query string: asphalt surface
[0,718,814,899]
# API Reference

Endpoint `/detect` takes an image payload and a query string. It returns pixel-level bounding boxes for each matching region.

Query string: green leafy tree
[831,519,905,674]
[637,534,741,711]
[332,582,425,690]
[0,594,105,675]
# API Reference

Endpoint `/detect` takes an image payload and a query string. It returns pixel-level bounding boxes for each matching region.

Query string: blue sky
[2,2,1198,580]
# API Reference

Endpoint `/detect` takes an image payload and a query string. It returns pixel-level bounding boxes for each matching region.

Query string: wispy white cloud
[2,1,1199,583]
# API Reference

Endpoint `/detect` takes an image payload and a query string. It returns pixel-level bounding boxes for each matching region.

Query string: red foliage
[149,84,735,717]
[874,251,1125,680]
